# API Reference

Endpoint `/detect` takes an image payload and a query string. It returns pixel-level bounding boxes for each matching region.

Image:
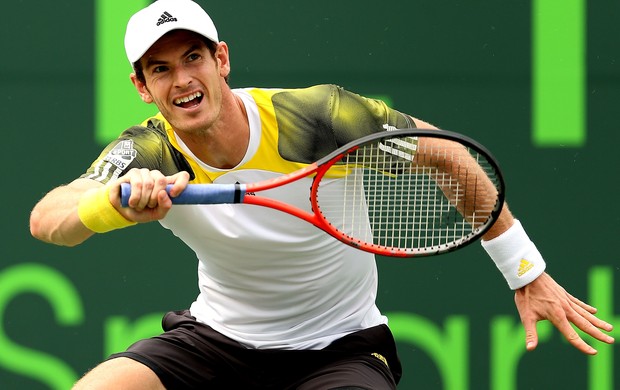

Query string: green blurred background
[1,0,618,389]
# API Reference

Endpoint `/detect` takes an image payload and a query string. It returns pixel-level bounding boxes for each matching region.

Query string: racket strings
[316,134,501,255]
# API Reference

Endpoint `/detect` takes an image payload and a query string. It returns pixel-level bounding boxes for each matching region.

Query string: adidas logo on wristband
[481,220,546,289]
[517,259,534,277]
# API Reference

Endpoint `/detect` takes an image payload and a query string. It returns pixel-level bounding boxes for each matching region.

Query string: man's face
[132,30,229,136]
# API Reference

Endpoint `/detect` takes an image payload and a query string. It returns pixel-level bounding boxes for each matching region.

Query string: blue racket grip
[120,183,246,207]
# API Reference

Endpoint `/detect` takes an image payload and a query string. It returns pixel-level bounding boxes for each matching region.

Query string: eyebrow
[144,43,204,70]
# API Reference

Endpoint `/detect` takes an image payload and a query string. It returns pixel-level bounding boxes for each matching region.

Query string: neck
[179,89,250,169]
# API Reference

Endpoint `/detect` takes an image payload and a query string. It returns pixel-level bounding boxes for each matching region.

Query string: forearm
[30,179,100,246]
[482,203,514,240]
[411,121,542,287]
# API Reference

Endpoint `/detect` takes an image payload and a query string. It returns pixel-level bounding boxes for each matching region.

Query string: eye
[187,53,201,62]
[152,65,169,74]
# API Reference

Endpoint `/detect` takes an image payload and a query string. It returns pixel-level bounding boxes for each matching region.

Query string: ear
[130,73,154,104]
[215,42,231,79]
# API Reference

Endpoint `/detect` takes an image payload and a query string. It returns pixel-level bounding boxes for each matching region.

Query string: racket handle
[120,183,246,207]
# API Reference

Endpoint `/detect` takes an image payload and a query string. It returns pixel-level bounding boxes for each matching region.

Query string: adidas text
[157,12,177,26]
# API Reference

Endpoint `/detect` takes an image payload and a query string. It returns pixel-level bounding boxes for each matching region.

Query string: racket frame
[121,128,505,257]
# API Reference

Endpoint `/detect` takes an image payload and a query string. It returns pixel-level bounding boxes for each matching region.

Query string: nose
[173,65,192,88]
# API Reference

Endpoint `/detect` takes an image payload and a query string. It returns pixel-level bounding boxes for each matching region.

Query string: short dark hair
[132,35,221,85]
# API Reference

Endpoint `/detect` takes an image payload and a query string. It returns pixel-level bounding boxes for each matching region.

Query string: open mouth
[173,92,204,108]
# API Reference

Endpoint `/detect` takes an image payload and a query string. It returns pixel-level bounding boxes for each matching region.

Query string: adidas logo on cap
[156,11,177,26]
[125,0,220,64]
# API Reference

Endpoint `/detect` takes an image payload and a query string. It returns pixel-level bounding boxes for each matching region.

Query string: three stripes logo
[156,11,178,26]
[517,259,534,277]
[378,124,418,162]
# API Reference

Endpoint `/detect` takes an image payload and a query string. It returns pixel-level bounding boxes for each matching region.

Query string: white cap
[124,0,219,64]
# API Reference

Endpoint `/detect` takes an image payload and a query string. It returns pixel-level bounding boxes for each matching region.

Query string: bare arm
[30,178,100,246]
[411,117,512,236]
[410,116,614,353]
[30,169,191,247]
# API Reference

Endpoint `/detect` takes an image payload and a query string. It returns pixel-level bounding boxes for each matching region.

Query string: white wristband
[481,220,546,290]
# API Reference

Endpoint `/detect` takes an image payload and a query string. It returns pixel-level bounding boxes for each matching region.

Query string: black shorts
[109,310,402,389]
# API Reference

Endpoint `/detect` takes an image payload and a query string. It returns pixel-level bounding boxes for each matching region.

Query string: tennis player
[29,0,614,389]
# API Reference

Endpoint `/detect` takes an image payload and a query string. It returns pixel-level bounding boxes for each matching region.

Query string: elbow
[29,209,46,241]
[29,209,85,247]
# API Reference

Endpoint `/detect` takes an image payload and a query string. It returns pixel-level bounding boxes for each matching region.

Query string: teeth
[174,92,202,105]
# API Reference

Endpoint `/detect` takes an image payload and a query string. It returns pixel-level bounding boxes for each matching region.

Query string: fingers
[567,294,615,333]
[567,292,598,315]
[521,318,539,351]
[549,311,599,355]
[121,169,163,210]
[514,288,539,351]
[115,169,190,221]
[566,298,615,345]
[515,274,615,355]
[539,300,614,354]
[166,171,191,198]
[519,298,598,355]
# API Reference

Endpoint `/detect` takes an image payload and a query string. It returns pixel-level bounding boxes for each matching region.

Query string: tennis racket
[121,128,505,257]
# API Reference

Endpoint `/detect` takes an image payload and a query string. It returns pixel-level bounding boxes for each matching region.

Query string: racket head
[311,128,505,257]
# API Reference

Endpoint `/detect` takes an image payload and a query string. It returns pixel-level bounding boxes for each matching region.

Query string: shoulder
[270,84,341,104]
[242,84,342,106]
[80,116,194,183]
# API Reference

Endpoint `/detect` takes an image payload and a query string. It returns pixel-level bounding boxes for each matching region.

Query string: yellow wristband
[78,186,137,233]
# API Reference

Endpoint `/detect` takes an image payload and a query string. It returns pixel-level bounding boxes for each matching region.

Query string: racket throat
[233,182,245,203]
